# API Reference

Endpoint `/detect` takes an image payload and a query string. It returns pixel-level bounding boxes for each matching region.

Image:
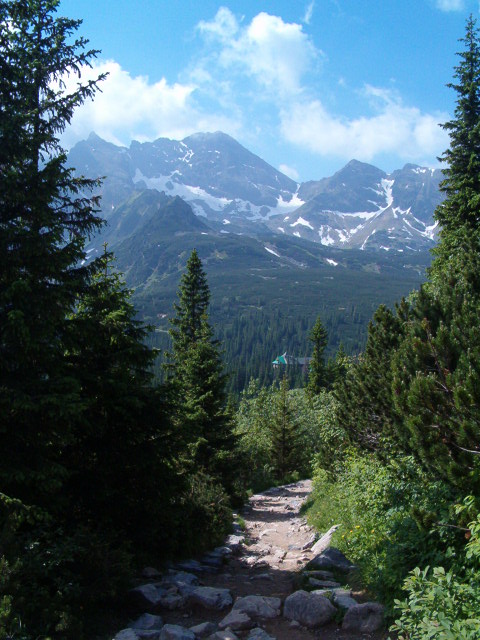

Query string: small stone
[232,595,281,620]
[342,602,385,633]
[159,624,195,640]
[113,630,139,640]
[189,622,218,638]
[189,586,233,610]
[129,584,166,610]
[247,629,276,640]
[208,630,239,640]
[158,593,186,610]
[308,578,341,588]
[219,610,255,631]
[283,590,336,628]
[131,614,163,630]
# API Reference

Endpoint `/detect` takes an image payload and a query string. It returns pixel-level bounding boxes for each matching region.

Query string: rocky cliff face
[69,132,443,253]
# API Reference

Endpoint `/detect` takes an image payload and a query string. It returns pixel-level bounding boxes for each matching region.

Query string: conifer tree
[307,316,329,395]
[65,247,175,552]
[435,16,480,249]
[270,375,302,480]
[167,249,237,492]
[0,0,105,515]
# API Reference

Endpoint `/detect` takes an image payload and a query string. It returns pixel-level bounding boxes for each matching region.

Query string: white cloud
[303,1,315,24]
[60,60,240,148]
[434,0,464,10]
[196,7,319,96]
[279,164,300,180]
[280,87,449,164]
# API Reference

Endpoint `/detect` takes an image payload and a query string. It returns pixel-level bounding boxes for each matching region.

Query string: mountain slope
[69,132,444,253]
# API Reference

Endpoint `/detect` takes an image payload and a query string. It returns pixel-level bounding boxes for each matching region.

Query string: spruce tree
[167,249,237,493]
[435,16,480,249]
[0,0,105,513]
[307,315,329,395]
[65,248,175,554]
[270,375,302,480]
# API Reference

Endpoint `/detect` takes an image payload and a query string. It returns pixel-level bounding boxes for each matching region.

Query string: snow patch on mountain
[265,246,281,257]
[290,216,314,230]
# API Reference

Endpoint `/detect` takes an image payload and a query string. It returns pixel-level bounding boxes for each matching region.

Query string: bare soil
[163,479,393,639]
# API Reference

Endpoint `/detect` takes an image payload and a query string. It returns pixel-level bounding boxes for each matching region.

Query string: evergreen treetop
[435,15,480,251]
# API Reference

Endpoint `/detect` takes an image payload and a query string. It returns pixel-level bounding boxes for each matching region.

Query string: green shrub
[307,452,458,608]
[390,507,480,639]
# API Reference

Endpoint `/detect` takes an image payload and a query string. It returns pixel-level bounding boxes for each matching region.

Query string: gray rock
[207,630,239,640]
[247,629,275,640]
[342,602,385,633]
[160,624,195,640]
[166,571,199,586]
[189,622,218,638]
[308,578,341,588]
[303,570,335,580]
[301,534,317,550]
[334,594,358,609]
[131,614,164,630]
[214,546,233,558]
[225,535,244,554]
[158,593,186,610]
[309,547,357,573]
[219,610,255,631]
[310,525,341,555]
[129,584,167,610]
[232,595,281,620]
[142,567,162,579]
[114,631,139,640]
[200,552,224,568]
[189,586,233,610]
[283,590,336,628]
[174,560,205,574]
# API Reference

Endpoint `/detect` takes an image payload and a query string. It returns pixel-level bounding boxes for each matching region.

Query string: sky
[58,0,480,182]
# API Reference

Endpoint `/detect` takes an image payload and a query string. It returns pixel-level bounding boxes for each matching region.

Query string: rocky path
[115,480,391,640]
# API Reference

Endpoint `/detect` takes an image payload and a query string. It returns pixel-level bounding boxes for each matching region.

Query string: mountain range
[67,131,440,389]
[69,131,444,254]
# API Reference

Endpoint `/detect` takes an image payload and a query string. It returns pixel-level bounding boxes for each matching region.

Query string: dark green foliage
[334,303,407,452]
[166,249,239,497]
[392,242,480,492]
[436,16,480,246]
[64,248,175,556]
[307,316,329,395]
[270,375,303,481]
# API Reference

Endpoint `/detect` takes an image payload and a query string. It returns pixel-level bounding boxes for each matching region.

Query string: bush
[390,507,480,639]
[307,452,458,608]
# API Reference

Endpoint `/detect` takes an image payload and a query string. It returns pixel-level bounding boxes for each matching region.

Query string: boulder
[308,578,341,589]
[131,614,164,630]
[207,630,239,640]
[113,631,139,640]
[189,622,218,638]
[129,584,167,610]
[283,590,336,628]
[158,593,186,610]
[159,624,195,640]
[247,629,275,640]
[174,560,204,574]
[342,602,385,633]
[218,610,255,631]
[334,593,358,610]
[232,595,281,620]
[309,547,356,573]
[189,586,233,610]
[225,535,244,554]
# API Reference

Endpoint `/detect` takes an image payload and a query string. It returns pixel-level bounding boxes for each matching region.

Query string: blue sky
[59,0,479,181]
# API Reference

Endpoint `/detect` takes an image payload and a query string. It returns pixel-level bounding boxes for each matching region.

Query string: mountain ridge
[68,131,444,253]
